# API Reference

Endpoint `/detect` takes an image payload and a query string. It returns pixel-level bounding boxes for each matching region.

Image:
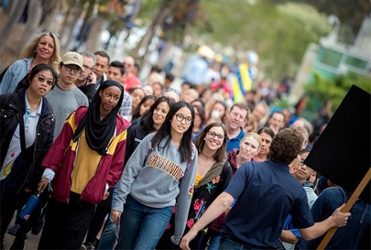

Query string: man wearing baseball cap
[45,51,89,139]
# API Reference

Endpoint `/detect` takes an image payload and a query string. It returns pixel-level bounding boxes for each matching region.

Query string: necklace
[199,153,215,166]
[201,152,214,158]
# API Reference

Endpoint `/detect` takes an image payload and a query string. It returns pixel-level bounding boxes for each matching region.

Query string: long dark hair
[140,96,175,130]
[151,101,195,163]
[132,95,156,120]
[194,122,226,162]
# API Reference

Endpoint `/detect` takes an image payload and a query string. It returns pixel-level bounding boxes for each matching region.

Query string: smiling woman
[205,132,261,250]
[0,64,58,249]
[111,101,198,250]
[0,30,61,95]
[157,122,232,250]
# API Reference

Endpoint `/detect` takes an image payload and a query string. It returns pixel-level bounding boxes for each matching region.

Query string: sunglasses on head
[42,29,60,39]
[163,88,181,97]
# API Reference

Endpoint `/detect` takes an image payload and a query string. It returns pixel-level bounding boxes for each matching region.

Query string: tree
[189,0,331,80]
[0,0,28,54]
[305,72,371,112]
[271,0,370,44]
[17,0,43,51]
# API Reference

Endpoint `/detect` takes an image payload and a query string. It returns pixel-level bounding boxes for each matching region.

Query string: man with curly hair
[180,128,351,250]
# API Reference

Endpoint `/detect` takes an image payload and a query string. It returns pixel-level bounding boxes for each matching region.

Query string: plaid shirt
[119,90,132,117]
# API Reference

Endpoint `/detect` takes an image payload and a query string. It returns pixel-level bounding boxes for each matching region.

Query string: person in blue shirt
[305,186,370,249]
[225,103,249,153]
[180,127,351,250]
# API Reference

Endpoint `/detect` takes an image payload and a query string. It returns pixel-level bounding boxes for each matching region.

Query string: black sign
[305,85,370,203]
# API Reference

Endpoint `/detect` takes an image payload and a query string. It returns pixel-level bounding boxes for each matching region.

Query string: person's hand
[180,229,198,250]
[37,178,49,192]
[111,210,122,225]
[103,191,110,200]
[331,203,351,227]
[87,72,97,85]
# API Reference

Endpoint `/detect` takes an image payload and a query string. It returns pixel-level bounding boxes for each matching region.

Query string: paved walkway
[3,216,41,250]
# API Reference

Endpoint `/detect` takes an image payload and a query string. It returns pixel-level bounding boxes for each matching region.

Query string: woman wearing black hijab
[37,80,131,250]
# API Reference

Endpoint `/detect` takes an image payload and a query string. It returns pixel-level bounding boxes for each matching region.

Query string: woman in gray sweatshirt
[112,101,198,250]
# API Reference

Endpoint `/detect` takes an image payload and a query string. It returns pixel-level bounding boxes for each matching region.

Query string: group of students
[0,28,368,250]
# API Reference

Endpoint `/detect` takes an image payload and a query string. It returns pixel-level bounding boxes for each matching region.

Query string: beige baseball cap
[61,51,83,69]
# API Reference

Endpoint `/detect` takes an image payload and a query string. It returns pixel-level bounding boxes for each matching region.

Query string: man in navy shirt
[180,128,351,250]
[225,103,249,152]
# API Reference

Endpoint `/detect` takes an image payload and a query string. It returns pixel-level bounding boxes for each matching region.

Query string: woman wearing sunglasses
[0,64,58,249]
[157,122,232,250]
[112,101,197,250]
[0,30,61,94]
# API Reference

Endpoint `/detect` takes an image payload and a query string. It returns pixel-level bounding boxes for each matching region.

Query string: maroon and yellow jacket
[41,106,130,204]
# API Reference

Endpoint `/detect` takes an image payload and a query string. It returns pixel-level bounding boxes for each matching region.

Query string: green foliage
[305,72,371,111]
[191,0,331,79]
[139,0,162,21]
[270,98,291,109]
[275,0,369,44]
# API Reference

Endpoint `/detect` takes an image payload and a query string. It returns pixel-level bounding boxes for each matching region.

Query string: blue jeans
[220,238,250,250]
[208,233,221,250]
[115,196,173,250]
[96,218,116,250]
[97,186,118,250]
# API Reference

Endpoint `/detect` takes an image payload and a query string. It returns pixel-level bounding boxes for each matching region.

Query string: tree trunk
[18,0,43,52]
[3,0,19,14]
[39,0,60,31]
[67,0,96,51]
[131,0,171,59]
[62,6,84,51]
[85,16,106,52]
[59,2,75,40]
[0,0,28,54]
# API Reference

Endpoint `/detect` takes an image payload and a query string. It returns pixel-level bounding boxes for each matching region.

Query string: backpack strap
[14,94,27,165]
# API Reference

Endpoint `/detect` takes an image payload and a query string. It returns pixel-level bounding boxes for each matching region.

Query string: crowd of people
[0,29,369,250]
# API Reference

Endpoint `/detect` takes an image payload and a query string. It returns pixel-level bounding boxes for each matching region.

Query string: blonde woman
[207,132,262,250]
[0,30,61,94]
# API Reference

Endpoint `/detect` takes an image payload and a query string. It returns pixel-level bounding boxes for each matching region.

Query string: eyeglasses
[124,62,133,67]
[42,29,60,38]
[230,112,246,121]
[37,76,54,86]
[207,131,224,140]
[175,114,193,125]
[83,64,93,72]
[63,64,82,74]
[163,88,181,97]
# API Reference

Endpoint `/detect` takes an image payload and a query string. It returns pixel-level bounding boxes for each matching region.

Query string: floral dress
[157,160,232,250]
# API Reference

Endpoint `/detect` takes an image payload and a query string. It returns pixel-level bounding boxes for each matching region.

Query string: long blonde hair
[19,31,61,72]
